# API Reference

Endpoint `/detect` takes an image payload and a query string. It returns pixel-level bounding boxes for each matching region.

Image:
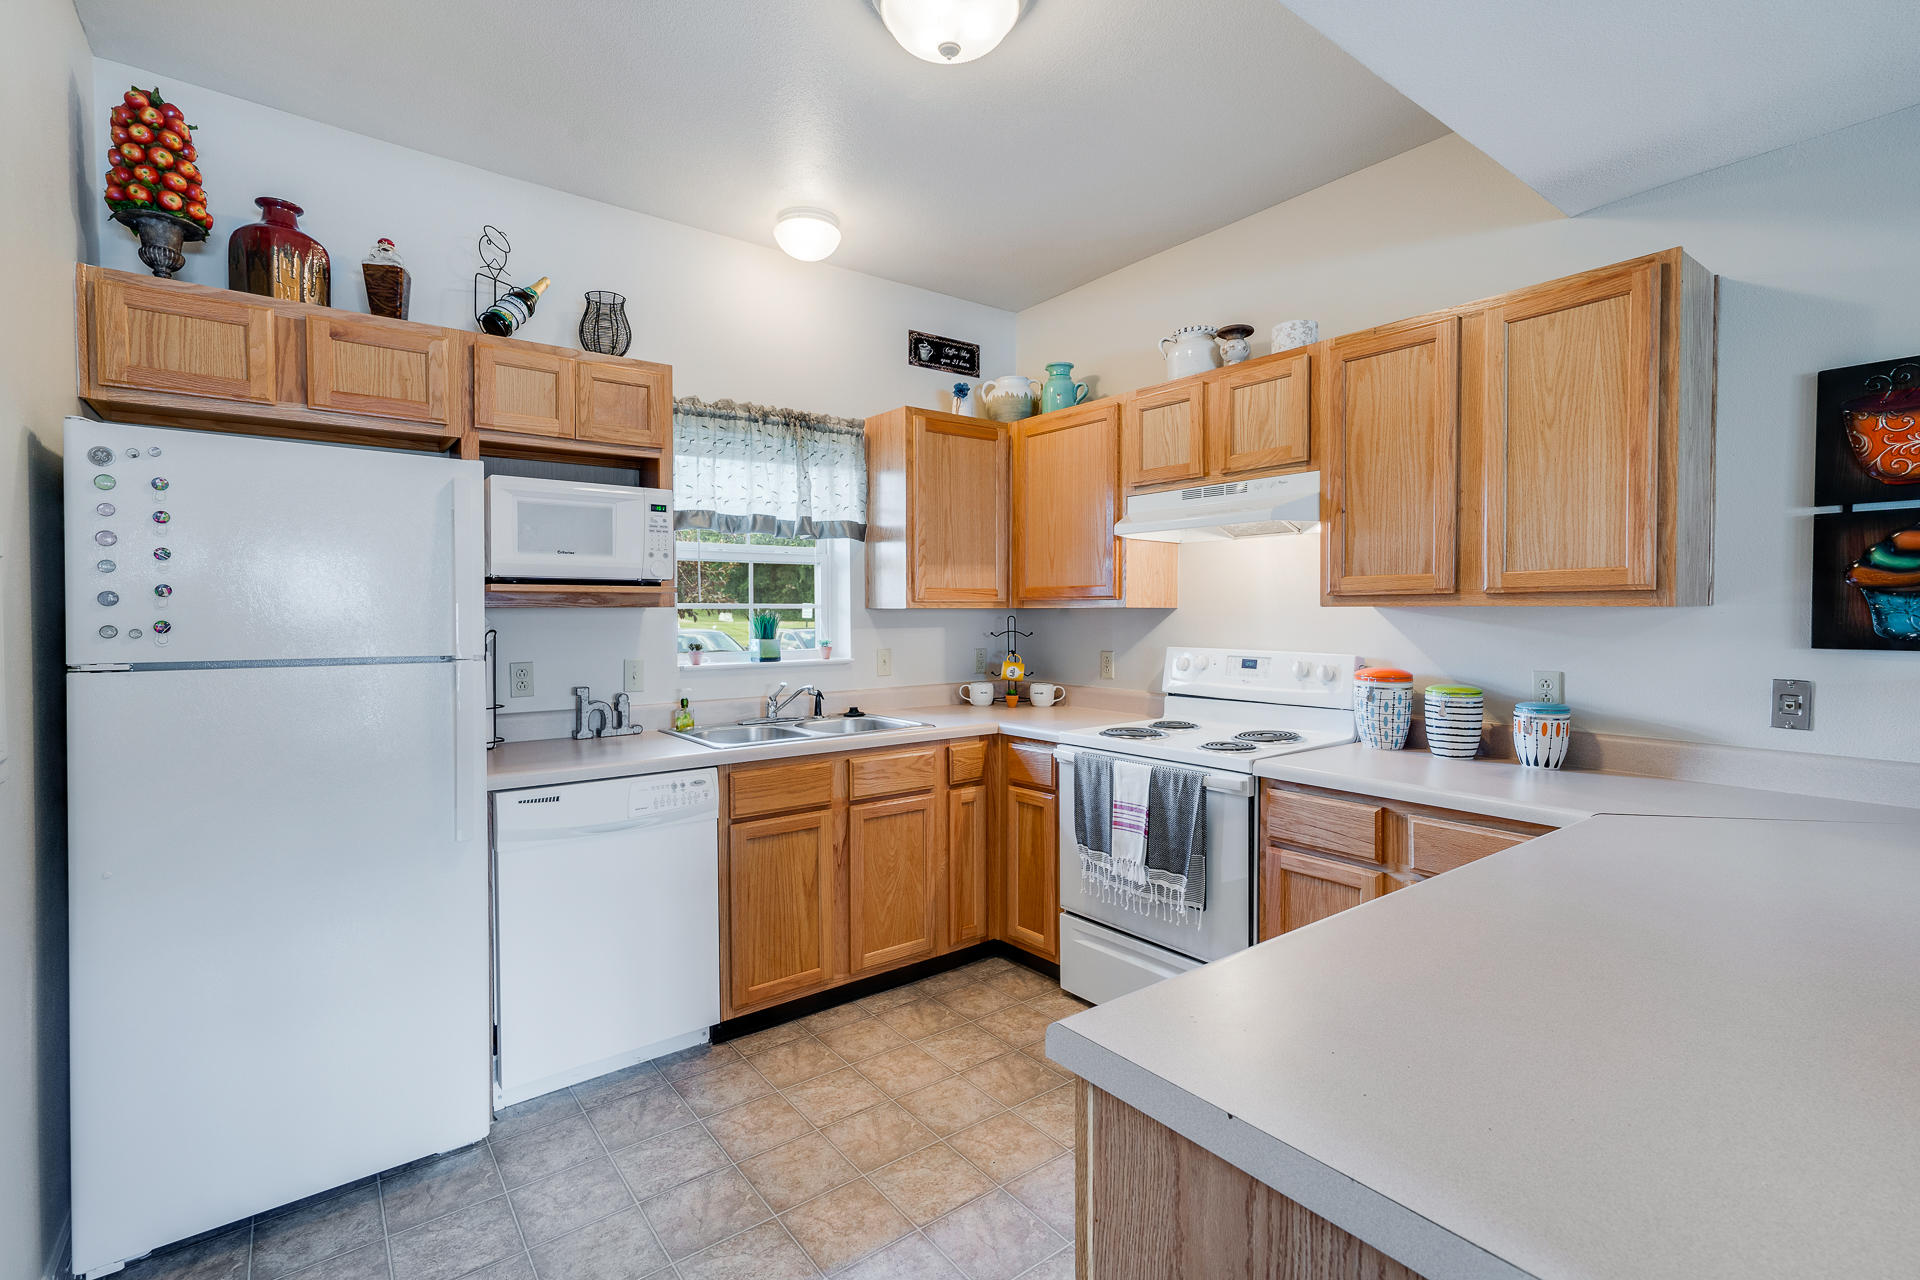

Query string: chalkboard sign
[907,331,980,378]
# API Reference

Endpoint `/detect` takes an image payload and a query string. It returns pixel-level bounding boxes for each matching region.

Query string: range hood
[1113,472,1320,542]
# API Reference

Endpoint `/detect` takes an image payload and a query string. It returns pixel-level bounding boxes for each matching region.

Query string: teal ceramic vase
[1040,362,1090,412]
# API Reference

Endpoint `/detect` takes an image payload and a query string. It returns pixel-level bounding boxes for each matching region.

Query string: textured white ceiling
[1276,0,1920,214]
[74,0,1445,310]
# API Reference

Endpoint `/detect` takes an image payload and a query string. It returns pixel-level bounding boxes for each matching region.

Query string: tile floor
[117,956,1087,1280]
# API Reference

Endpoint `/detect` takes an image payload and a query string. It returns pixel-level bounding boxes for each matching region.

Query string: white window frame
[674,534,849,670]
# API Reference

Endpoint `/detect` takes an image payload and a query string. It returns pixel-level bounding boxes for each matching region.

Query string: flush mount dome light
[871,0,1028,64]
[773,208,842,261]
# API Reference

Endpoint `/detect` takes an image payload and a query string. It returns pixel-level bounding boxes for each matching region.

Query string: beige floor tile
[923,1190,1064,1280]
[731,1021,809,1056]
[584,1084,699,1153]
[639,1167,771,1260]
[977,967,1056,1000]
[836,1231,964,1279]
[896,1077,1003,1137]
[973,1003,1054,1048]
[1021,993,1091,1022]
[736,1132,861,1212]
[569,1061,663,1112]
[963,1053,1061,1107]
[748,1037,848,1089]
[656,1042,743,1083]
[1014,1084,1076,1147]
[867,1143,995,1226]
[702,1094,814,1162]
[817,1017,910,1064]
[672,1060,773,1117]
[674,1219,818,1280]
[947,1113,1063,1184]
[1006,1153,1075,1238]
[525,1206,669,1280]
[609,1123,731,1199]
[854,984,921,1014]
[798,1002,871,1034]
[931,982,1018,1020]
[912,969,979,998]
[916,1025,1008,1072]
[821,1102,938,1172]
[959,957,1016,978]
[875,999,968,1040]
[782,1067,885,1127]
[855,1045,954,1099]
[1017,1252,1075,1280]
[780,1179,914,1272]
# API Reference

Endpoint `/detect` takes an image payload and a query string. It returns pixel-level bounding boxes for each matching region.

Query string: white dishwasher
[492,769,720,1107]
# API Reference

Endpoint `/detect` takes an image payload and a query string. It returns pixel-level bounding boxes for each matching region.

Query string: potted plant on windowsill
[686,640,705,667]
[750,611,781,662]
[819,638,833,661]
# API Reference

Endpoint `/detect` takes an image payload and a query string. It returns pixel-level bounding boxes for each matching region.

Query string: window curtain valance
[672,397,868,541]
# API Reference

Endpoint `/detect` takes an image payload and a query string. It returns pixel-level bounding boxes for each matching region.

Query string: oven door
[1055,747,1255,968]
[485,476,670,582]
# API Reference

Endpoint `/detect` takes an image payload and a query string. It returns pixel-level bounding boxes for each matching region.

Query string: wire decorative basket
[579,291,632,356]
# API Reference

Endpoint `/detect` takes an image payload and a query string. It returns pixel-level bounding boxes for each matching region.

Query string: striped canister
[1423,685,1485,759]
[1513,701,1573,769]
[1353,667,1414,749]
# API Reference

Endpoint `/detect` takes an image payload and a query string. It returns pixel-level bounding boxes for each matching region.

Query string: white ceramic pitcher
[1160,325,1221,380]
[979,376,1038,422]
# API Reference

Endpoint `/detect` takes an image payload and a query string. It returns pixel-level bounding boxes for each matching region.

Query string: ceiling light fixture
[773,208,842,262]
[870,0,1028,65]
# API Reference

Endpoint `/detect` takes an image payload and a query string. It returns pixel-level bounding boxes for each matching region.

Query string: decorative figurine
[361,238,410,319]
[103,86,211,278]
[230,197,330,304]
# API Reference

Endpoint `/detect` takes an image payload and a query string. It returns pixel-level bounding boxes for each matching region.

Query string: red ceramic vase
[228,196,330,304]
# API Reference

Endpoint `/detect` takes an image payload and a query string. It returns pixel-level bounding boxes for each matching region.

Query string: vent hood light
[1114,472,1321,543]
[773,208,841,261]
[871,0,1027,64]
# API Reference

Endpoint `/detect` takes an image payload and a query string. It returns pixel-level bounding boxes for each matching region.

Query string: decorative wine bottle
[479,275,550,336]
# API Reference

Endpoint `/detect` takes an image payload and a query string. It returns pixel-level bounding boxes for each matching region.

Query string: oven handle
[1053,748,1255,798]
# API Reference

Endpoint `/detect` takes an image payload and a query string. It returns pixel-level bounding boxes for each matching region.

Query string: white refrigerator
[65,418,491,1278]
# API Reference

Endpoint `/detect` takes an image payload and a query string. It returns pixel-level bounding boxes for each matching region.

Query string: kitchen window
[675,531,848,666]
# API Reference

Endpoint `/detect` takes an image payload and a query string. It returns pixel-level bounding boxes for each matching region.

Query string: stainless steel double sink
[663,715,928,748]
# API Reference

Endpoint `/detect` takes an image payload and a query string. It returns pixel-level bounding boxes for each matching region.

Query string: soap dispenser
[671,692,695,733]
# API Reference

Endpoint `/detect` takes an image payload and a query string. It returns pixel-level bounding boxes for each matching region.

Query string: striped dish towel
[1109,759,1153,887]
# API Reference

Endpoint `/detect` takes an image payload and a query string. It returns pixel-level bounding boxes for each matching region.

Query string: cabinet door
[1324,319,1459,596]
[1013,403,1121,603]
[947,783,989,949]
[575,359,669,447]
[1483,261,1660,593]
[728,809,835,1009]
[848,794,938,974]
[1208,350,1310,475]
[1123,381,1207,491]
[474,338,575,438]
[1004,784,1058,960]
[1257,848,1388,941]
[92,275,276,404]
[306,316,452,425]
[910,414,1009,606]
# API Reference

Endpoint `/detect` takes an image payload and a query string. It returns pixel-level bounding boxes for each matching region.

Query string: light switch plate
[508,663,534,698]
[974,648,989,676]
[876,648,893,677]
[1771,678,1812,730]
[623,659,645,693]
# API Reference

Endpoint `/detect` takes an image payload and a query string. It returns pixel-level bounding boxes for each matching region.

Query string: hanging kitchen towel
[1072,752,1113,856]
[1110,759,1153,886]
[1144,764,1208,915]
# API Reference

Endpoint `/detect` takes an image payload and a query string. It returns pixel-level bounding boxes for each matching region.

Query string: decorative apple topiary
[105,86,210,277]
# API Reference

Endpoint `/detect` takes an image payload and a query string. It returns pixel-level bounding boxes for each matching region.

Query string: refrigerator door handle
[454,661,481,843]
[451,470,485,658]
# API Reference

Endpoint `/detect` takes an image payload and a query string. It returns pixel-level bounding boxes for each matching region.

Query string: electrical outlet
[1772,678,1812,730]
[875,647,893,677]
[508,663,534,698]
[623,659,645,693]
[1099,650,1115,680]
[974,648,989,676]
[1531,669,1565,703]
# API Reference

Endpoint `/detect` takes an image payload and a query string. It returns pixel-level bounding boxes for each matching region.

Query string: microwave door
[486,477,671,582]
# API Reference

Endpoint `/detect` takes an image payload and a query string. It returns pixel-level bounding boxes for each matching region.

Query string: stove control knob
[1317,663,1336,682]
[1174,653,1194,673]
[1291,659,1311,679]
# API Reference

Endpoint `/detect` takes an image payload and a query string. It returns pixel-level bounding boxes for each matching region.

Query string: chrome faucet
[765,682,825,720]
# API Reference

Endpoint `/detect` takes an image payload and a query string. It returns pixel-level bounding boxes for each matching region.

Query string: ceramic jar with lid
[1160,325,1221,380]
[1216,324,1254,365]
[1353,667,1414,750]
[1513,701,1572,769]
[1423,684,1485,759]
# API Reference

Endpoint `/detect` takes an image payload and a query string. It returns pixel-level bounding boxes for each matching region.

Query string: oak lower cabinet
[726,809,836,1009]
[1257,780,1552,941]
[947,782,990,949]
[1012,401,1176,607]
[1004,785,1059,960]
[848,794,940,974]
[865,407,1011,609]
[1121,347,1314,495]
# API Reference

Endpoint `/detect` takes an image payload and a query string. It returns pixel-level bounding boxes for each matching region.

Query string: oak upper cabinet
[727,808,836,1010]
[848,794,940,974]
[1122,378,1208,491]
[473,336,575,438]
[576,357,671,448]
[1323,316,1460,597]
[307,315,453,425]
[1207,349,1311,476]
[1482,260,1659,594]
[1257,848,1388,940]
[1014,401,1123,603]
[865,407,1010,609]
[90,271,277,405]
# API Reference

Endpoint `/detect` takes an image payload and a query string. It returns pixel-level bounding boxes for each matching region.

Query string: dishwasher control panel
[629,773,716,817]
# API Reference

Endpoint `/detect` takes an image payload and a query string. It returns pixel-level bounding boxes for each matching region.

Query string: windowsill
[677,655,854,675]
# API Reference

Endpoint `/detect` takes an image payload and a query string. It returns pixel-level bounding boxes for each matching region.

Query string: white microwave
[485,476,675,582]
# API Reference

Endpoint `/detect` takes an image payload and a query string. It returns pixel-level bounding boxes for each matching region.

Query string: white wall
[1016,124,1920,763]
[5,6,91,1276]
[91,60,1019,736]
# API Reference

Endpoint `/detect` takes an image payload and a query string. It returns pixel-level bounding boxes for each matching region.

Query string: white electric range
[1053,647,1357,1004]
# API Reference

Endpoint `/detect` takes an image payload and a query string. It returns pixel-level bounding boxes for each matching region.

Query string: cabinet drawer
[729,758,837,819]
[1264,788,1384,862]
[948,739,988,786]
[848,747,938,801]
[1005,740,1056,792]
[1406,815,1532,875]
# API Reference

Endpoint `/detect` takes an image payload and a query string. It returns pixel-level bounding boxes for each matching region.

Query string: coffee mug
[956,682,995,706]
[1028,683,1067,708]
